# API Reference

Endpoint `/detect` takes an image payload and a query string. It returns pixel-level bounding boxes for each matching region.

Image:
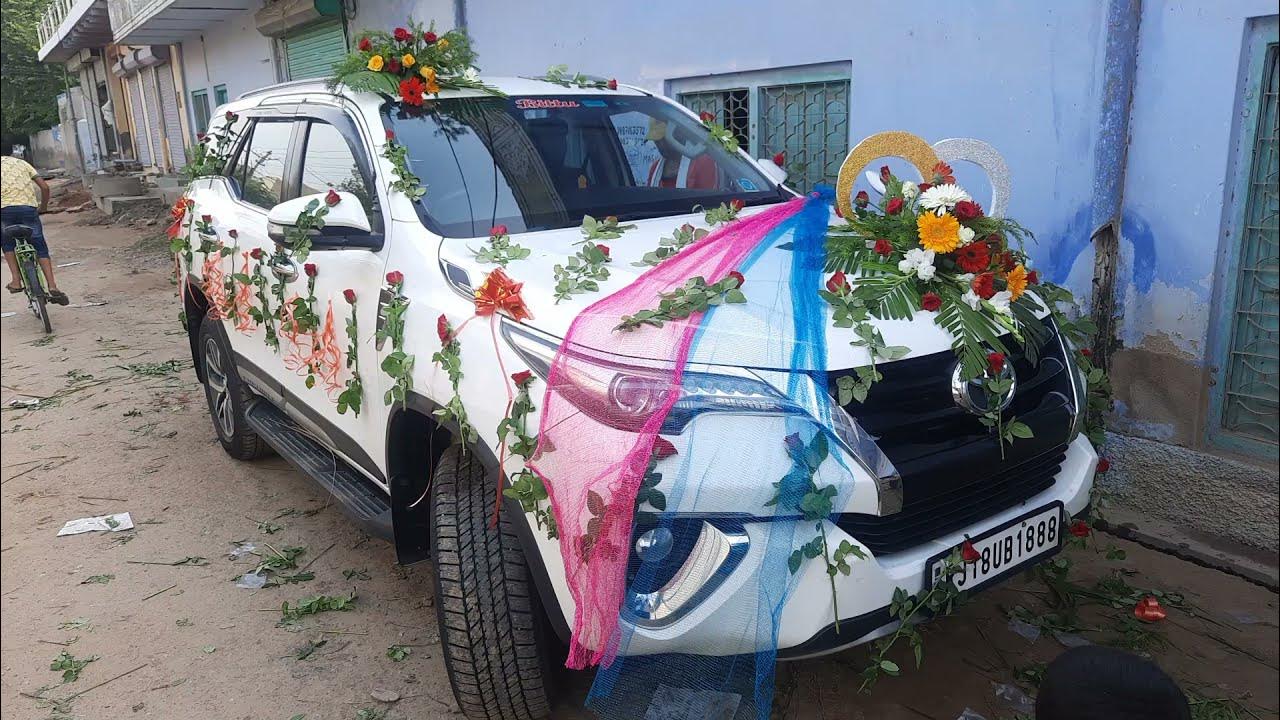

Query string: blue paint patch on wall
[1120,211,1157,294]
[1042,205,1093,284]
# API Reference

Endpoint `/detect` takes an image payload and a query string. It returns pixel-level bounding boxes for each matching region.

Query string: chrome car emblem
[951,359,1017,415]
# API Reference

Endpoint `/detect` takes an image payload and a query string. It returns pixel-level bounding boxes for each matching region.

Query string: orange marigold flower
[1007,263,1029,301]
[917,212,961,253]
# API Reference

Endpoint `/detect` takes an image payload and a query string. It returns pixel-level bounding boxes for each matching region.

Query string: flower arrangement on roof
[329,21,502,103]
[535,64,617,90]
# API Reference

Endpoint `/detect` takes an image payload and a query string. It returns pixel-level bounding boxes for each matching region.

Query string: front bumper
[618,434,1097,658]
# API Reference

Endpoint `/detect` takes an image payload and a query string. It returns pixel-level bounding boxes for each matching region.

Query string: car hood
[438,206,1005,371]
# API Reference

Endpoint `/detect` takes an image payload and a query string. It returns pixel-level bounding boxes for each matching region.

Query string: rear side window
[236,120,294,209]
[299,121,375,226]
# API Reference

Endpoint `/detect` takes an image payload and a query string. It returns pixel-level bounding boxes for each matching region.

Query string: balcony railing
[37,0,78,47]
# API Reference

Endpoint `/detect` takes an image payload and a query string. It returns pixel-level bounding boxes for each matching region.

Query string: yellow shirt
[1,156,40,208]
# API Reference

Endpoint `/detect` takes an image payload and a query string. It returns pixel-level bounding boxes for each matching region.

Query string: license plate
[928,502,1064,592]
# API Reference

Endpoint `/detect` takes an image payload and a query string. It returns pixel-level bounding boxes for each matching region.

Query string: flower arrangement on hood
[825,162,1048,384]
[329,21,502,103]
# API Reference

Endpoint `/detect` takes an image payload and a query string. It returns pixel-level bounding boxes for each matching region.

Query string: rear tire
[22,260,50,334]
[198,317,269,460]
[432,445,555,720]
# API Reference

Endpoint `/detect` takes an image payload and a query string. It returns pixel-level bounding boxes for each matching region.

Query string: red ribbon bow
[474,268,532,322]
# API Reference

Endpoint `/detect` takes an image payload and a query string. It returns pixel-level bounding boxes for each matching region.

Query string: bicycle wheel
[22,259,51,334]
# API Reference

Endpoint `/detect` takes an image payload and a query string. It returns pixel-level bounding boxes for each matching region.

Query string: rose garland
[472,224,530,267]
[535,64,618,91]
[430,312,474,443]
[336,289,364,416]
[183,111,241,180]
[246,248,279,350]
[329,21,502,104]
[378,271,416,409]
[615,272,746,332]
[634,222,709,267]
[579,214,635,242]
[697,111,740,153]
[552,242,611,303]
[381,130,426,200]
[220,228,241,319]
[499,370,556,539]
[230,250,256,333]
[284,190,341,262]
[700,198,745,226]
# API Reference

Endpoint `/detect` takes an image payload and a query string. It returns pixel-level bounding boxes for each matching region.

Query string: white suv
[180,77,1097,719]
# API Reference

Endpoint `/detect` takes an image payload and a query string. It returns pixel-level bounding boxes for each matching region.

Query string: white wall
[349,0,454,36]
[180,3,278,109]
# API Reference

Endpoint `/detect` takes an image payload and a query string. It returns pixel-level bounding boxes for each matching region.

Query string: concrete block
[89,175,144,200]
[97,194,162,216]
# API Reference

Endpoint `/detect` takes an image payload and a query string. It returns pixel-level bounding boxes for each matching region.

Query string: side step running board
[244,400,393,541]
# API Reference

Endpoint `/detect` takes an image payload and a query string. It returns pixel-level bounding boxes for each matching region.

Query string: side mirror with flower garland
[329,21,503,104]
[266,190,373,261]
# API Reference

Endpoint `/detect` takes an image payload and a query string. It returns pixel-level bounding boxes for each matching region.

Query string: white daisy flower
[958,226,976,245]
[919,183,972,215]
[900,181,919,200]
[956,273,975,283]
[989,290,1013,315]
[962,289,981,310]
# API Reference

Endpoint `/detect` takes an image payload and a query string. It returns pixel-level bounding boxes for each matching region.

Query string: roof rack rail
[236,79,333,101]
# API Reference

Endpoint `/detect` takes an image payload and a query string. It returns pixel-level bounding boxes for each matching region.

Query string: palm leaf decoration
[935,286,1011,380]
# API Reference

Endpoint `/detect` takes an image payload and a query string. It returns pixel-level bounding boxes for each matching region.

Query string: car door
[212,112,301,411]
[270,108,392,488]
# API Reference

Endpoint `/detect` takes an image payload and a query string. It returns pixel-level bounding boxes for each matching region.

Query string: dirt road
[2,209,1277,720]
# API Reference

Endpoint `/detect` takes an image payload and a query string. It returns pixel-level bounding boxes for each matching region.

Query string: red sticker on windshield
[515,98,581,109]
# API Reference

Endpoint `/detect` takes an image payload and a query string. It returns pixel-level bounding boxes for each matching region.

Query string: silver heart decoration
[931,138,1012,218]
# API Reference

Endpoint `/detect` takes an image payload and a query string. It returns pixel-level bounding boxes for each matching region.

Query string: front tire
[432,445,555,720]
[198,317,269,460]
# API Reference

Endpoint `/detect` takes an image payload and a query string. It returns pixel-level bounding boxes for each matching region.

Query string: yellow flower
[401,53,416,68]
[437,38,449,49]
[425,78,440,95]
[917,212,962,253]
[420,66,437,82]
[367,54,384,72]
[1007,264,1028,301]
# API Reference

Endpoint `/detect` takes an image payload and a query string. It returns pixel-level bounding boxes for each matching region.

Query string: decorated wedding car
[172,23,1104,720]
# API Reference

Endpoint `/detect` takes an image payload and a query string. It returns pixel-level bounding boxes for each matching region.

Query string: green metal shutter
[284,20,346,81]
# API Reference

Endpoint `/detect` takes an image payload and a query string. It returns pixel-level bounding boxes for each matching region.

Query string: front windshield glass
[383,95,787,238]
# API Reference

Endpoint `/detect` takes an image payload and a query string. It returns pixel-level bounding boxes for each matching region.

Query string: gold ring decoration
[835,131,941,219]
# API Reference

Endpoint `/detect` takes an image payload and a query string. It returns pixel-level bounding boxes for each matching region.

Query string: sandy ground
[2,208,1278,720]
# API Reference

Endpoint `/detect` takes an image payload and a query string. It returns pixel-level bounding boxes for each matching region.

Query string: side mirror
[758,156,787,185]
[267,191,374,248]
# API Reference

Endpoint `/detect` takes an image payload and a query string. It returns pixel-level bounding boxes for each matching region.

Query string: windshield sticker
[515,98,581,109]
[580,99,607,107]
[738,178,758,191]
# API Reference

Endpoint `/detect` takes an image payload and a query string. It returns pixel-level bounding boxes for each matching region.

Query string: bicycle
[2,224,52,334]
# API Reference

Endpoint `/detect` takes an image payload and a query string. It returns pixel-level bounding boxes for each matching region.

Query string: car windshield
[383,95,788,238]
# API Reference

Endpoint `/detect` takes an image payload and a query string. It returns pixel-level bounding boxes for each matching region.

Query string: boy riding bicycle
[2,140,69,305]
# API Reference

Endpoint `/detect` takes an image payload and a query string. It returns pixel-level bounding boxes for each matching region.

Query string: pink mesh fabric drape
[528,198,806,669]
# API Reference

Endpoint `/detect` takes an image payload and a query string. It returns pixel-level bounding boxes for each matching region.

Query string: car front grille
[830,324,1077,555]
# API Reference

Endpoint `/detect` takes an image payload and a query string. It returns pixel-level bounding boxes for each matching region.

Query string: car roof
[234,75,649,107]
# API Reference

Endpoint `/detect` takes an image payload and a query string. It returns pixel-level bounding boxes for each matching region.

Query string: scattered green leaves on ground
[280,591,357,623]
[124,359,184,376]
[175,618,193,627]
[58,618,91,631]
[200,645,217,654]
[49,651,98,683]
[355,709,387,720]
[295,638,327,661]
[343,568,371,581]
[81,574,114,585]
[386,644,411,662]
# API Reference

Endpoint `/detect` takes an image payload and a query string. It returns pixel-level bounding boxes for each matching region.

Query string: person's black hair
[1,139,13,156]
[1036,646,1190,720]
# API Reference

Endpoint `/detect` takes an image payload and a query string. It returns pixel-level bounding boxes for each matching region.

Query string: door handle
[269,255,298,282]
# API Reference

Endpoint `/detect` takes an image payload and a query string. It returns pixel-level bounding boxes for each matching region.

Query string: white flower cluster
[898,247,936,281]
[919,183,971,216]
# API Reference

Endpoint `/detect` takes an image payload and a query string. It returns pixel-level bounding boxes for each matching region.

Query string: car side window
[238,120,294,210]
[299,121,375,226]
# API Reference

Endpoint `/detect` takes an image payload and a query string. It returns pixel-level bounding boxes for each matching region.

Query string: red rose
[386,270,404,286]
[325,189,341,206]
[921,292,942,312]
[699,111,715,123]
[197,133,207,143]
[772,151,785,166]
[954,242,991,273]
[228,229,238,239]
[1027,270,1040,285]
[393,27,412,42]
[825,271,849,294]
[343,288,356,304]
[987,351,1006,376]
[490,225,508,237]
[1080,347,1093,358]
[399,76,426,106]
[879,165,892,184]
[386,57,402,74]
[854,190,870,208]
[1069,520,1091,538]
[834,204,844,219]
[961,539,981,564]
[607,78,618,90]
[972,273,996,299]
[250,247,264,260]
[652,436,678,460]
[184,198,195,208]
[1134,596,1167,623]
[953,200,983,220]
[511,370,533,386]
[596,244,610,259]
[998,251,1017,272]
[727,270,745,288]
[886,197,904,215]
[1096,457,1110,473]
[917,183,932,192]
[423,31,438,43]
[224,111,236,122]
[436,314,450,343]
[303,262,317,277]
[730,199,745,212]
[201,214,212,223]
[358,37,372,51]
[873,238,893,257]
